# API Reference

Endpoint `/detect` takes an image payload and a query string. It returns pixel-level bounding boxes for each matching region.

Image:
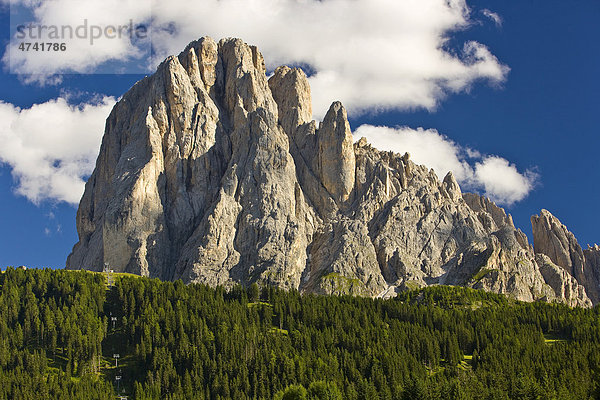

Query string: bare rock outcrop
[67,37,596,307]
[532,210,600,304]
[535,254,591,308]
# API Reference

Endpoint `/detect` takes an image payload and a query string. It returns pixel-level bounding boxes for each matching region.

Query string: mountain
[67,37,598,307]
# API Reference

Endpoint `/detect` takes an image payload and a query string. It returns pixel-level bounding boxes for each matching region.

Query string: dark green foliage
[0,267,112,399]
[307,380,343,399]
[274,384,308,400]
[1,269,600,399]
[248,283,260,303]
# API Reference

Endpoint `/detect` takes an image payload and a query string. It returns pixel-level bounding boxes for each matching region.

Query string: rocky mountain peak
[67,37,599,307]
[269,65,313,131]
[532,209,584,277]
[317,102,356,204]
[532,209,600,304]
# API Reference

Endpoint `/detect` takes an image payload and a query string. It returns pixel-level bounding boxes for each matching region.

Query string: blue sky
[0,0,598,268]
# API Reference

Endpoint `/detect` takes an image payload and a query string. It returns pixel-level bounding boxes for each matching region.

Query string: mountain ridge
[66,37,599,307]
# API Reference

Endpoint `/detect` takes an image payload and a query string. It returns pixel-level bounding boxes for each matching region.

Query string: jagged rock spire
[532,209,600,304]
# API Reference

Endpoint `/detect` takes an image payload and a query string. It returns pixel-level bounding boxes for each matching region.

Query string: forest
[0,267,599,399]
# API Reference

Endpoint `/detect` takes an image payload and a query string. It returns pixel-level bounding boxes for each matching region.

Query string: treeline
[1,267,599,399]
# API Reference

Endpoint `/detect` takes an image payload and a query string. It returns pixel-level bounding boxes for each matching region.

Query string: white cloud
[151,0,509,116]
[474,156,537,205]
[482,9,503,27]
[354,125,473,182]
[0,97,116,205]
[354,125,537,206]
[4,0,508,116]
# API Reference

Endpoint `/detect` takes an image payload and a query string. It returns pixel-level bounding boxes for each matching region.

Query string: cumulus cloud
[482,9,503,27]
[354,125,537,205]
[354,125,473,182]
[0,97,116,204]
[4,0,508,116]
[474,156,537,205]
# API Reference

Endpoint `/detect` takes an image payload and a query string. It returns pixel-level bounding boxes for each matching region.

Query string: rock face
[532,210,600,305]
[67,37,598,307]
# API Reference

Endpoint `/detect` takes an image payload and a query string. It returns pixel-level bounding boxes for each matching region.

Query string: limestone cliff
[67,37,597,307]
[532,210,599,305]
